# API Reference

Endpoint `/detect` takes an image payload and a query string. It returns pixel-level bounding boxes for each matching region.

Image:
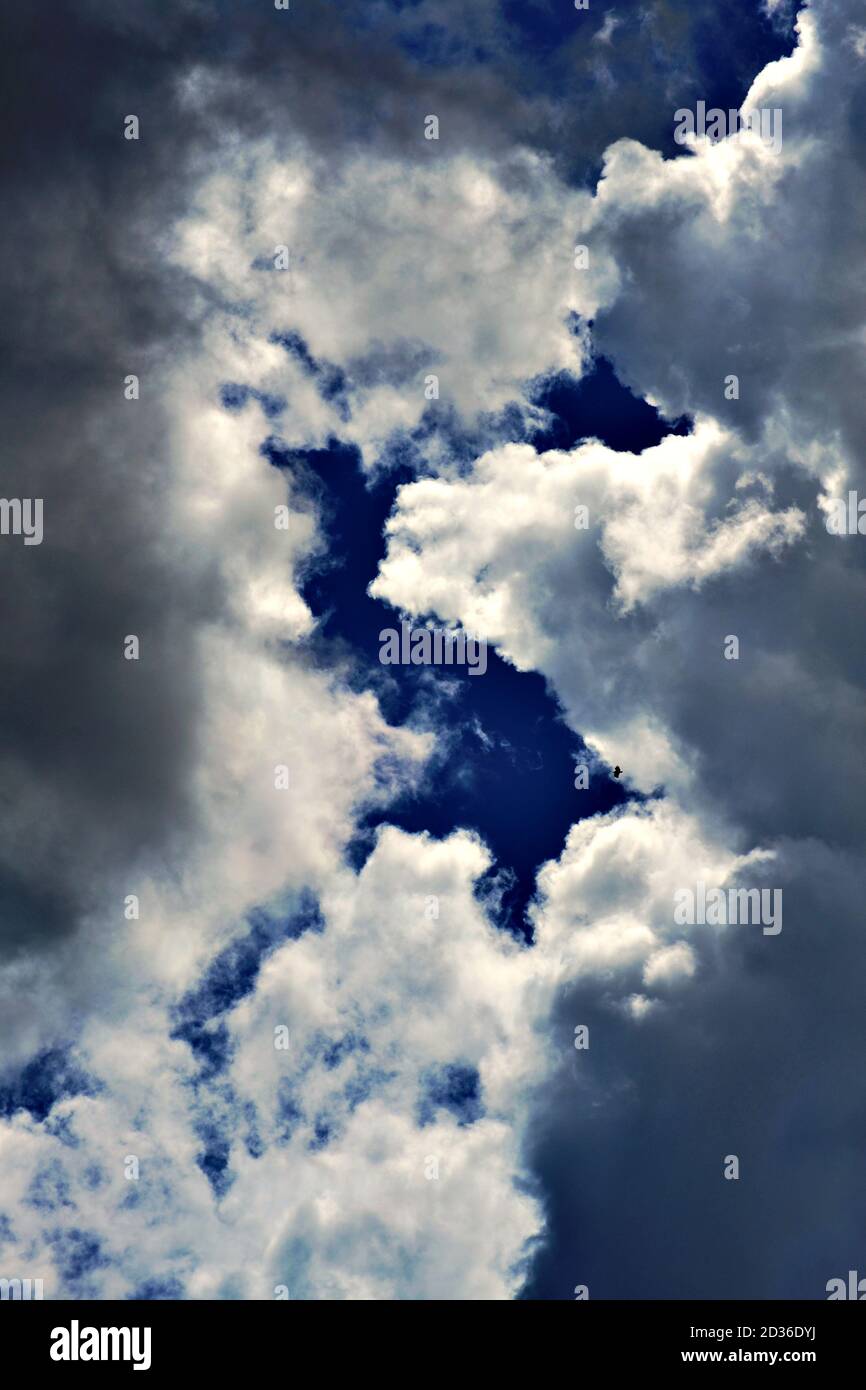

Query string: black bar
[2,1298,861,1375]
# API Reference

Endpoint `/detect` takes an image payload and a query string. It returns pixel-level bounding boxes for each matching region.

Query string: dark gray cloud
[525,837,866,1299]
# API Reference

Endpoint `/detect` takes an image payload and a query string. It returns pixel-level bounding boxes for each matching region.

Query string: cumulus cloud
[371,420,806,796]
[3,0,864,1305]
[165,142,609,462]
[0,826,545,1299]
[589,0,866,492]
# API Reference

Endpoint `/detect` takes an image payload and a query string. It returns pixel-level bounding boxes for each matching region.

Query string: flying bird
[613,765,622,779]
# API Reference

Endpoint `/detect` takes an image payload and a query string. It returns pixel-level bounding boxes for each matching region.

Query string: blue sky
[2,0,866,1302]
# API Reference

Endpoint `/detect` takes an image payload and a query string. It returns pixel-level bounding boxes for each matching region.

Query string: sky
[1,0,865,1301]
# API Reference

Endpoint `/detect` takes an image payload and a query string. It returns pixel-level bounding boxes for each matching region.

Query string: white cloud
[166,142,615,463]
[587,0,866,492]
[371,419,804,794]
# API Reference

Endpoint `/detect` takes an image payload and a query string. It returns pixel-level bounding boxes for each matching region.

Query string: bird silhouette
[613,765,622,779]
